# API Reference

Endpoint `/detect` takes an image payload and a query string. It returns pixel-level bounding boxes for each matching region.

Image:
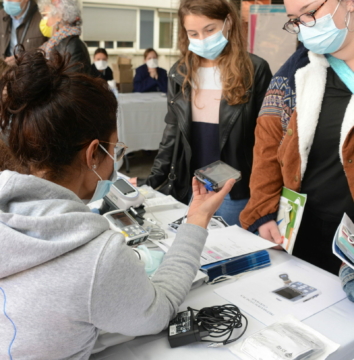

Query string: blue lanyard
[326,54,354,94]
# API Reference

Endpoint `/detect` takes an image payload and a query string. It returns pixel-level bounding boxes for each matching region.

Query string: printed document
[154,225,275,265]
[215,258,345,326]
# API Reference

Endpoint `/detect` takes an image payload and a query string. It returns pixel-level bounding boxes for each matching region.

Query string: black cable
[189,304,248,345]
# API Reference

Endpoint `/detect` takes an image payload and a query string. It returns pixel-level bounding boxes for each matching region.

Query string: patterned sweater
[260,44,309,139]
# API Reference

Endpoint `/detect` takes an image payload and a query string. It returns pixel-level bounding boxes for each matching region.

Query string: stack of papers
[154,225,275,265]
[154,225,275,281]
[198,225,274,266]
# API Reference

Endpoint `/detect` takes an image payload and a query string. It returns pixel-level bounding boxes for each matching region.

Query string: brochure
[215,258,345,326]
[276,187,307,254]
[332,213,354,270]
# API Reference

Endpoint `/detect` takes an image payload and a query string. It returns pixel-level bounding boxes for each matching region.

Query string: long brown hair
[177,0,254,105]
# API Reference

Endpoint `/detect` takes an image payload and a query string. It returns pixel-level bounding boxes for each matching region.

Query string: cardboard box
[117,56,132,65]
[119,83,134,93]
[112,63,134,84]
[118,64,132,71]
[120,70,133,83]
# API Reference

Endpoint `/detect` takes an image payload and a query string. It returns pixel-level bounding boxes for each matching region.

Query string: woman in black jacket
[131,0,272,226]
[38,0,91,75]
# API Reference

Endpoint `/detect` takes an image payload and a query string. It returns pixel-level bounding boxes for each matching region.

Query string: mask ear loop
[332,0,342,19]
[99,143,119,171]
[91,165,103,181]
[222,17,229,39]
[345,11,354,32]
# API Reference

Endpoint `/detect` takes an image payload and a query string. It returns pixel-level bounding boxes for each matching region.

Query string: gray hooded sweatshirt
[0,170,207,359]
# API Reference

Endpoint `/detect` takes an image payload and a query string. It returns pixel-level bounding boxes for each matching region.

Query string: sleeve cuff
[248,212,278,233]
[339,264,354,287]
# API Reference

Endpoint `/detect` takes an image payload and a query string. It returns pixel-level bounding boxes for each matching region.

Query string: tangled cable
[189,304,248,346]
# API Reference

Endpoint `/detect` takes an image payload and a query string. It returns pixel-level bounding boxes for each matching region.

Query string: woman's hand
[258,220,283,249]
[187,177,236,229]
[5,56,15,66]
[148,68,158,80]
[129,177,137,186]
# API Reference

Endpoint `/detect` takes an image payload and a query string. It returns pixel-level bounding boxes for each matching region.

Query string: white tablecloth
[90,203,354,360]
[117,92,168,154]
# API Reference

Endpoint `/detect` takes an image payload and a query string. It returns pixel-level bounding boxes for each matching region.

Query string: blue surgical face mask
[88,164,115,204]
[88,142,121,203]
[297,2,348,55]
[89,179,113,204]
[3,1,22,17]
[188,19,228,60]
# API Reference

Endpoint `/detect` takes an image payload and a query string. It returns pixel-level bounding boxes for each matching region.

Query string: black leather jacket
[54,36,91,75]
[140,54,272,202]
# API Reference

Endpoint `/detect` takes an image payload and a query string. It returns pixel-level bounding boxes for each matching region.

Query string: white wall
[84,1,181,72]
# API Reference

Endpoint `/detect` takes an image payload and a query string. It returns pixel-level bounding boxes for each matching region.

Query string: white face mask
[95,60,108,71]
[146,58,158,68]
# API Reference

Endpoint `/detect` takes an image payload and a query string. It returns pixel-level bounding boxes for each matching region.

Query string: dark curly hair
[0,49,117,180]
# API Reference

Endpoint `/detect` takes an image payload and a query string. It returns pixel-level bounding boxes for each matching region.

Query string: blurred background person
[0,0,47,65]
[91,47,113,81]
[38,0,91,74]
[133,48,168,93]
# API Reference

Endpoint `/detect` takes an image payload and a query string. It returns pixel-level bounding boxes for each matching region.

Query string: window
[117,41,134,48]
[104,41,114,49]
[159,12,176,49]
[140,10,154,50]
[85,41,100,48]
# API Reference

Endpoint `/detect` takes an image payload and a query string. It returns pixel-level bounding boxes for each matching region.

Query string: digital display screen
[110,212,135,227]
[274,287,301,300]
[113,179,136,195]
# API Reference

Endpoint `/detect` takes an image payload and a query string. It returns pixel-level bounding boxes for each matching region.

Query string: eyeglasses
[283,0,328,34]
[99,141,127,162]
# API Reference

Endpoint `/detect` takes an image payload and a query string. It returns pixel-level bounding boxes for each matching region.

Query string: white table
[117,92,168,154]
[90,202,354,360]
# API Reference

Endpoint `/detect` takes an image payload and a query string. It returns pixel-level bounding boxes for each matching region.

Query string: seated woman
[0,50,235,358]
[38,0,91,74]
[133,48,168,93]
[91,48,114,81]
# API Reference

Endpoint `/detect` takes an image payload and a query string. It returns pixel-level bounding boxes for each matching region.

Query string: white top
[192,66,222,125]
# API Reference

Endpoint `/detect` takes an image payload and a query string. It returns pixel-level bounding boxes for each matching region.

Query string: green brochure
[276,187,307,254]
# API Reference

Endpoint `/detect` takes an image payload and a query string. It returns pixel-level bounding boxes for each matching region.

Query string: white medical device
[104,178,144,210]
[272,274,321,304]
[103,209,149,246]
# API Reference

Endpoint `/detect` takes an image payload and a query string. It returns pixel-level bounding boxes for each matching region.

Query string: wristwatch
[279,273,292,285]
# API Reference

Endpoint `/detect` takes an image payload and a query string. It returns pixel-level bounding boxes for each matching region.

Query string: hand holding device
[194,160,241,192]
[187,177,236,229]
